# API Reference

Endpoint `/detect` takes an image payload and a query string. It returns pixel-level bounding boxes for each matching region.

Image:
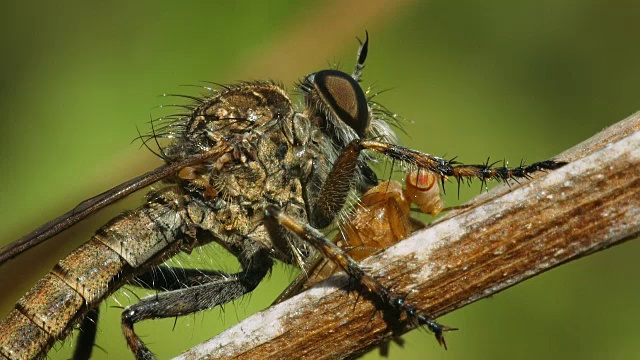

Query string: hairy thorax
[161,82,331,263]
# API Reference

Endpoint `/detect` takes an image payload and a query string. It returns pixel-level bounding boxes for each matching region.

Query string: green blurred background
[1,1,639,359]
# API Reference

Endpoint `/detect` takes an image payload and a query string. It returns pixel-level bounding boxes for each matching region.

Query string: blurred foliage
[0,1,638,359]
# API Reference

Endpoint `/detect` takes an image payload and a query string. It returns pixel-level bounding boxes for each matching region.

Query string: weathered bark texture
[176,112,640,360]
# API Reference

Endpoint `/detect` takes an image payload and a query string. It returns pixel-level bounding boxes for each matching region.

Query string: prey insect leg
[120,244,273,359]
[265,205,456,348]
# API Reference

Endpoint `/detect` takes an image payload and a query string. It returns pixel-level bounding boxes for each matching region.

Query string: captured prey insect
[0,33,567,360]
[270,168,448,355]
[273,168,445,306]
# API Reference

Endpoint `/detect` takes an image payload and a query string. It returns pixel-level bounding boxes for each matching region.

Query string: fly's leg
[312,139,567,228]
[131,267,232,291]
[72,307,100,360]
[120,244,273,360]
[74,267,226,360]
[355,139,567,190]
[265,205,456,348]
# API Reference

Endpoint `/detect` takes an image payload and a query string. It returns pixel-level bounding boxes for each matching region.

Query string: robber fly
[0,33,566,360]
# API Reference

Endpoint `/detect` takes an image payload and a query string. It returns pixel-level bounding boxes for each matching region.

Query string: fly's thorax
[164,81,294,159]
[167,81,302,206]
[159,82,319,261]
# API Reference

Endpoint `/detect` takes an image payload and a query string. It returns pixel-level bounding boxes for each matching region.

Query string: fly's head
[302,33,399,147]
[295,33,400,195]
[299,68,370,146]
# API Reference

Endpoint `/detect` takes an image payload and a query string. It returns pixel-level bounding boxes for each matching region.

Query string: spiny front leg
[311,139,566,229]
[264,205,457,348]
[357,139,567,186]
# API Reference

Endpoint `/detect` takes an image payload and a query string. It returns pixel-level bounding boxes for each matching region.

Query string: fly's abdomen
[0,239,127,360]
[0,196,188,360]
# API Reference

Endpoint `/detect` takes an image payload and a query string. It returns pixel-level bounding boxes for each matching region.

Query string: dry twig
[176,112,640,360]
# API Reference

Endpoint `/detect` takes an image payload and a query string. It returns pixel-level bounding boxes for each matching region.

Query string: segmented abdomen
[0,198,188,360]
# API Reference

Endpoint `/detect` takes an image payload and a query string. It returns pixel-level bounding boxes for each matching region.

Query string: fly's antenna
[352,31,369,82]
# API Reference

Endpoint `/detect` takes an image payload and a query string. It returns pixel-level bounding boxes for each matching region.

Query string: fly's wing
[0,147,229,265]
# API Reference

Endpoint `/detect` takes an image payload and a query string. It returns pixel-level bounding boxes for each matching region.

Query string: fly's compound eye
[308,69,370,138]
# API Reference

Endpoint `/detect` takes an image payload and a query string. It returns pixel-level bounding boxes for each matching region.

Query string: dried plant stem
[176,112,640,360]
